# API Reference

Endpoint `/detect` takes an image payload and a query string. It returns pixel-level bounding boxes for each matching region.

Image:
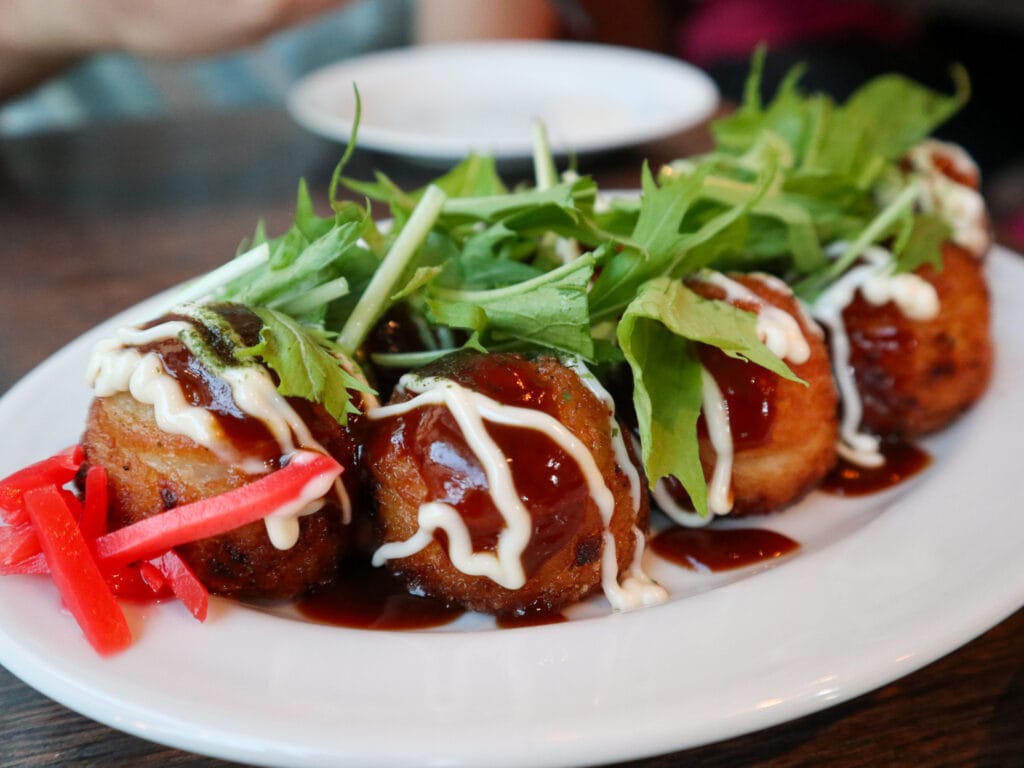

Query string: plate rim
[1,249,1023,767]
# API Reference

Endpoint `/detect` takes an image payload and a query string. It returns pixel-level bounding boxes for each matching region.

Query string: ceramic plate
[1,250,1022,767]
[287,41,720,161]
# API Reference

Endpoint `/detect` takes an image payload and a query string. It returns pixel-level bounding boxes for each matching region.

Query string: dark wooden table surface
[0,109,1021,768]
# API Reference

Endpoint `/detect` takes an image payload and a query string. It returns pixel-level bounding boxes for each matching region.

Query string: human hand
[0,0,351,57]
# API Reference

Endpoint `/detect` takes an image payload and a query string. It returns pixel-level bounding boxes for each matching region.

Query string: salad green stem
[532,120,557,190]
[336,184,447,355]
[430,251,595,303]
[171,242,270,307]
[370,347,462,369]
[796,180,922,298]
[271,276,350,316]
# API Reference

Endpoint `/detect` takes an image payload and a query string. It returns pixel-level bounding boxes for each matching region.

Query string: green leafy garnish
[237,307,372,424]
[169,50,972,514]
[618,277,801,517]
[427,252,597,359]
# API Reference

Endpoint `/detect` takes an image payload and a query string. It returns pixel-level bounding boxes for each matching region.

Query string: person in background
[0,1,355,99]
[0,0,560,135]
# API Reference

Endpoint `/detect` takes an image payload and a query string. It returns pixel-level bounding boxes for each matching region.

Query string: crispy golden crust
[843,243,993,438]
[366,353,647,616]
[82,392,355,600]
[692,275,839,516]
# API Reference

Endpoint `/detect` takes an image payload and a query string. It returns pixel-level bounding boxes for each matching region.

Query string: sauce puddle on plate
[651,527,800,573]
[298,556,464,630]
[821,440,931,496]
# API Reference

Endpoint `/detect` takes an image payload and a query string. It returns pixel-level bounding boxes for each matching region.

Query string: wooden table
[1,109,1021,768]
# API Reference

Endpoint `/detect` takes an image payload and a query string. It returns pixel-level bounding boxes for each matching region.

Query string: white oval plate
[286,41,720,161]
[1,250,1023,767]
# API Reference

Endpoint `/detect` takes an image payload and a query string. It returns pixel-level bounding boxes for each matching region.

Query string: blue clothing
[0,0,411,135]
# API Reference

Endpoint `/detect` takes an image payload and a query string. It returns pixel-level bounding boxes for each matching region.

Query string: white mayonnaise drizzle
[86,315,349,548]
[654,272,813,525]
[562,357,666,608]
[810,243,940,467]
[368,365,667,610]
[561,357,643,515]
[699,367,734,516]
[650,367,735,527]
[892,139,990,257]
[261,452,342,549]
[601,526,667,610]
[650,485,704,528]
[690,270,813,364]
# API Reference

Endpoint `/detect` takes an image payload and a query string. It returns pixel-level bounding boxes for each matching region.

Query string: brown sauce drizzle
[297,556,463,630]
[821,440,931,496]
[651,527,800,573]
[697,345,777,450]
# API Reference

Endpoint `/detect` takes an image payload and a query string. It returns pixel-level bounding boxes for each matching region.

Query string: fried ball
[843,242,993,438]
[365,352,648,616]
[685,273,839,517]
[83,392,359,600]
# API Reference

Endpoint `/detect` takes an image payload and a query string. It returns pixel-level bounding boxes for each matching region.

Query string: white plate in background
[1,250,1022,767]
[287,41,720,162]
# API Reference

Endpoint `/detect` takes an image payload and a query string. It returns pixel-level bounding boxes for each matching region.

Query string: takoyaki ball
[366,352,647,616]
[83,392,357,600]
[687,273,839,516]
[843,242,993,438]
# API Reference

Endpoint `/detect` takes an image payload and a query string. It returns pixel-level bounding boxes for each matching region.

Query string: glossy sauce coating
[697,344,777,450]
[370,356,591,578]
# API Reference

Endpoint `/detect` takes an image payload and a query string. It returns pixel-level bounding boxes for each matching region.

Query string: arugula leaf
[427,253,596,358]
[432,153,509,199]
[293,179,336,243]
[588,163,708,320]
[237,307,373,424]
[440,177,595,222]
[619,311,706,512]
[713,50,820,162]
[337,185,448,355]
[892,212,951,273]
[342,154,509,221]
[696,51,969,298]
[714,49,968,181]
[816,66,969,176]
[590,158,776,322]
[442,246,544,291]
[219,219,372,322]
[794,180,922,299]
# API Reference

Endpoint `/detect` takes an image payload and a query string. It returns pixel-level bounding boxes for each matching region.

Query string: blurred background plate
[287,40,719,162]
